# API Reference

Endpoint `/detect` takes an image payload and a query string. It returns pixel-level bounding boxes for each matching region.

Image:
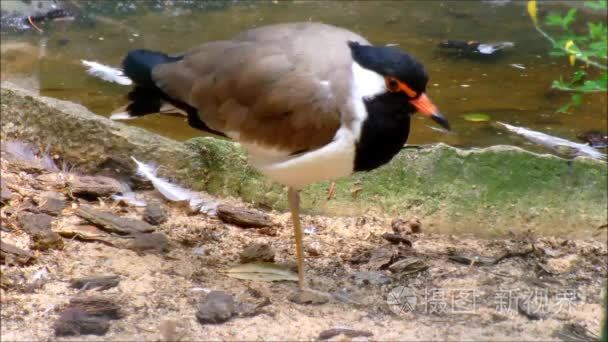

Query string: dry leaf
[221,262,298,282]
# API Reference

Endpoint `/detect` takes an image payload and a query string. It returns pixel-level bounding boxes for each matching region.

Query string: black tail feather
[122,49,180,86]
[120,49,227,137]
[121,49,181,117]
[125,86,163,117]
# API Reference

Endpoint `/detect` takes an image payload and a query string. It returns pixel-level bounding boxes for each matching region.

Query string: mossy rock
[2,83,606,237]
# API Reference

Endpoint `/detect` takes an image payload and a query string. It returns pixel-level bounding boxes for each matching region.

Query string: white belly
[231,61,385,189]
[242,127,356,190]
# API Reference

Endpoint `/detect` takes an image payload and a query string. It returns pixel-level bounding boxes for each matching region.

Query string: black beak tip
[431,113,451,131]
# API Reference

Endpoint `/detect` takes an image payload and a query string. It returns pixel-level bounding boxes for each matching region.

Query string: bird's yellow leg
[287,187,305,289]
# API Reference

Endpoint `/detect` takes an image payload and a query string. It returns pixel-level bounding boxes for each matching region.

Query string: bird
[117,22,450,290]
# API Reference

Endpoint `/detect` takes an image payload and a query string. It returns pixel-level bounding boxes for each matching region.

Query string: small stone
[351,271,392,286]
[366,245,398,270]
[388,257,429,275]
[68,296,123,319]
[54,296,122,336]
[0,241,34,265]
[234,301,266,318]
[67,175,122,199]
[129,233,169,253]
[31,230,64,251]
[196,291,235,324]
[75,205,155,234]
[1,180,13,203]
[158,319,188,342]
[36,173,67,189]
[35,192,66,216]
[217,205,273,228]
[70,275,120,291]
[318,328,373,340]
[17,212,63,250]
[54,308,110,336]
[18,212,53,235]
[287,289,330,305]
[143,200,168,225]
[517,297,546,320]
[306,242,321,257]
[391,217,422,234]
[255,226,278,236]
[382,232,412,246]
[239,243,275,263]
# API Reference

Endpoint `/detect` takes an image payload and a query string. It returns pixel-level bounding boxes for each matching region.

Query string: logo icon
[387,286,417,316]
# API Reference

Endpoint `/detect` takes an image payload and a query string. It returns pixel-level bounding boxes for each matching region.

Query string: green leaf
[584,0,607,10]
[571,70,587,83]
[561,8,577,30]
[588,41,608,57]
[221,262,299,282]
[545,12,565,27]
[557,102,574,113]
[571,93,583,106]
[587,22,607,40]
[463,113,491,122]
[600,71,608,84]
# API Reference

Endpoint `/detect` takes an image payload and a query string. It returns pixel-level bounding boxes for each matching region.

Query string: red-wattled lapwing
[118,22,450,289]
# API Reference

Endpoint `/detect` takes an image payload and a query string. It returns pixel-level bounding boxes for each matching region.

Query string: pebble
[288,288,330,305]
[1,180,13,203]
[196,291,235,324]
[318,328,373,340]
[53,296,123,336]
[388,257,428,275]
[382,232,412,246]
[17,212,63,250]
[306,242,321,257]
[70,275,120,291]
[129,233,169,253]
[143,200,168,225]
[239,243,275,263]
[17,212,53,234]
[54,308,110,336]
[391,217,422,234]
[351,271,392,286]
[67,175,122,199]
[35,191,66,216]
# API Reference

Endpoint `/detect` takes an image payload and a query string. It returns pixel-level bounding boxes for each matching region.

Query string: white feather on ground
[41,146,60,172]
[82,60,132,86]
[112,182,146,207]
[4,141,59,171]
[131,157,218,214]
[497,122,606,160]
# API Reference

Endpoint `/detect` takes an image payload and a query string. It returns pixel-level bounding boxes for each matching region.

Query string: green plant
[528,0,608,113]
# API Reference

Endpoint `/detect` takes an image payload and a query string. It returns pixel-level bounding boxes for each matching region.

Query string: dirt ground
[1,142,607,341]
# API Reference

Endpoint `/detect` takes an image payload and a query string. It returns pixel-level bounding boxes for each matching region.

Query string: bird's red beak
[410,93,450,131]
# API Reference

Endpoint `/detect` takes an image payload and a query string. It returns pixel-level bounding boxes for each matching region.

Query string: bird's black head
[348,41,450,130]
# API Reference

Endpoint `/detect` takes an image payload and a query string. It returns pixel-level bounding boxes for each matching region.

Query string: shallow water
[1,0,606,151]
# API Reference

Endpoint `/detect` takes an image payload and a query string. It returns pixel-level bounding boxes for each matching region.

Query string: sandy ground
[1,144,607,341]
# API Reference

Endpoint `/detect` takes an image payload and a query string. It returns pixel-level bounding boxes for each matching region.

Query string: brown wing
[152,22,369,152]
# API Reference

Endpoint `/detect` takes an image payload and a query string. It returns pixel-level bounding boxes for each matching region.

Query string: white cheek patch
[349,61,385,138]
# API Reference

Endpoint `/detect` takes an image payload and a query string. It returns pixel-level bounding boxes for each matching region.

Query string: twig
[534,25,607,70]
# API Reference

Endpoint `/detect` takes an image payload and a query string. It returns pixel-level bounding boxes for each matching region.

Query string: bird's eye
[385,77,400,92]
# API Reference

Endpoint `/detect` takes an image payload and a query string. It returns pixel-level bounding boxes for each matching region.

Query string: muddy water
[1,0,606,149]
